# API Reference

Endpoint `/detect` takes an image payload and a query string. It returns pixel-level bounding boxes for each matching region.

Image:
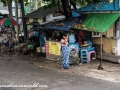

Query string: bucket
[46,14,54,22]
[112,47,118,55]
[28,45,33,50]
[1,46,5,52]
[116,30,119,38]
[36,47,41,52]
[41,47,46,53]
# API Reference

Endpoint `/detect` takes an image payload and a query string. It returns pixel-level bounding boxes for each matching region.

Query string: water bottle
[69,34,76,44]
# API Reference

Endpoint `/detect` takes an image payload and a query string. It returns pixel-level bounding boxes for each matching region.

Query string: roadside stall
[71,13,120,69]
[31,16,87,62]
[24,6,90,60]
[30,14,99,65]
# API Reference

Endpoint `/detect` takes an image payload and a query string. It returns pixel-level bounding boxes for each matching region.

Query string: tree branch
[69,0,77,10]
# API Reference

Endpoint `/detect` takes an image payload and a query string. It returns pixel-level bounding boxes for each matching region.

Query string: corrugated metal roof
[24,6,58,18]
[75,1,120,13]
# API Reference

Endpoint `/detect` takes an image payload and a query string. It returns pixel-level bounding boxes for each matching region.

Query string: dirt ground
[1,53,120,90]
[20,55,120,83]
[0,52,120,84]
[0,32,120,84]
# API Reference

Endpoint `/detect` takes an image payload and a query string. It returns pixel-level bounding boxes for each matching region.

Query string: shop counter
[45,41,80,60]
[45,41,81,65]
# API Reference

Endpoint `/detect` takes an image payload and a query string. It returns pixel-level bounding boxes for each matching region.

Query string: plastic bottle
[69,34,76,44]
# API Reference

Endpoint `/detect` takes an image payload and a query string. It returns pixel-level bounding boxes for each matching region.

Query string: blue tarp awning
[32,15,87,31]
[72,11,80,17]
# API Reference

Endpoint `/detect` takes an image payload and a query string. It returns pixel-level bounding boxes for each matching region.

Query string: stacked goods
[72,23,81,28]
[56,23,65,26]
[72,23,96,31]
[72,23,87,30]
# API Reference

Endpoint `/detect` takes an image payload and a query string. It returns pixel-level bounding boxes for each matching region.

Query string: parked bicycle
[0,37,20,54]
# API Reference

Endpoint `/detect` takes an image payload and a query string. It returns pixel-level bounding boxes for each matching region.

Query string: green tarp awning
[73,13,120,32]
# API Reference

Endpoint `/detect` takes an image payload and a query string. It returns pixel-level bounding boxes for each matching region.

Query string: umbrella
[0,18,17,25]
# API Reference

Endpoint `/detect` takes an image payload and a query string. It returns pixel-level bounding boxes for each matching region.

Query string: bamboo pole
[98,32,104,70]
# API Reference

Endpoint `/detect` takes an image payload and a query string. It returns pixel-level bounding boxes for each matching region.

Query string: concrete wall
[92,25,117,54]
[92,37,116,53]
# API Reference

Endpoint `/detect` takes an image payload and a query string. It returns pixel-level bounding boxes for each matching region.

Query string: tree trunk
[7,0,15,38]
[52,0,55,5]
[15,0,20,42]
[70,0,77,10]
[61,0,72,20]
[20,0,28,40]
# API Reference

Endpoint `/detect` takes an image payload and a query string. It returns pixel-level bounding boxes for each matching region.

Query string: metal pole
[7,0,14,37]
[15,0,19,42]
[20,0,28,40]
[98,32,103,70]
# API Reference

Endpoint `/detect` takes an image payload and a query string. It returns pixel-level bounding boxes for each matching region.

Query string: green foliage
[87,0,100,5]
[0,0,7,6]
[42,0,101,8]
[25,2,30,5]
[44,3,57,9]
[0,0,101,7]
[43,0,52,2]
[71,0,101,7]
[0,0,29,6]
[0,12,3,15]
[42,0,59,9]
[38,1,42,8]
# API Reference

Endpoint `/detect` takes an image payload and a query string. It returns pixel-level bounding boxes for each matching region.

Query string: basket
[28,45,33,50]
[36,47,41,52]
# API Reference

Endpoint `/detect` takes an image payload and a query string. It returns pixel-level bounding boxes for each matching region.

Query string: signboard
[46,41,61,60]
[49,42,61,55]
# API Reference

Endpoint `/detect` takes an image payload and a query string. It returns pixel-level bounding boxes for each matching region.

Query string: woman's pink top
[61,39,68,46]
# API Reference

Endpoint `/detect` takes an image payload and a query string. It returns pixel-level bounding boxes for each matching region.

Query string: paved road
[0,54,120,90]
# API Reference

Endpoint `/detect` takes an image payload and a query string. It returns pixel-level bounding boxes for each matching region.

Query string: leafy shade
[42,0,101,8]
[0,0,29,6]
[0,0,7,6]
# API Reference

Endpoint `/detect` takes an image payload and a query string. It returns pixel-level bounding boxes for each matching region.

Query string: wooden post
[98,32,104,70]
[39,31,41,51]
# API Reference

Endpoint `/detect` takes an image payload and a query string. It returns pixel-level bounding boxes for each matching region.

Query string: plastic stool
[87,51,96,62]
[80,49,88,63]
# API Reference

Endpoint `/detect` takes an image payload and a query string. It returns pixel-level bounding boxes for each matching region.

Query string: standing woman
[61,33,70,69]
